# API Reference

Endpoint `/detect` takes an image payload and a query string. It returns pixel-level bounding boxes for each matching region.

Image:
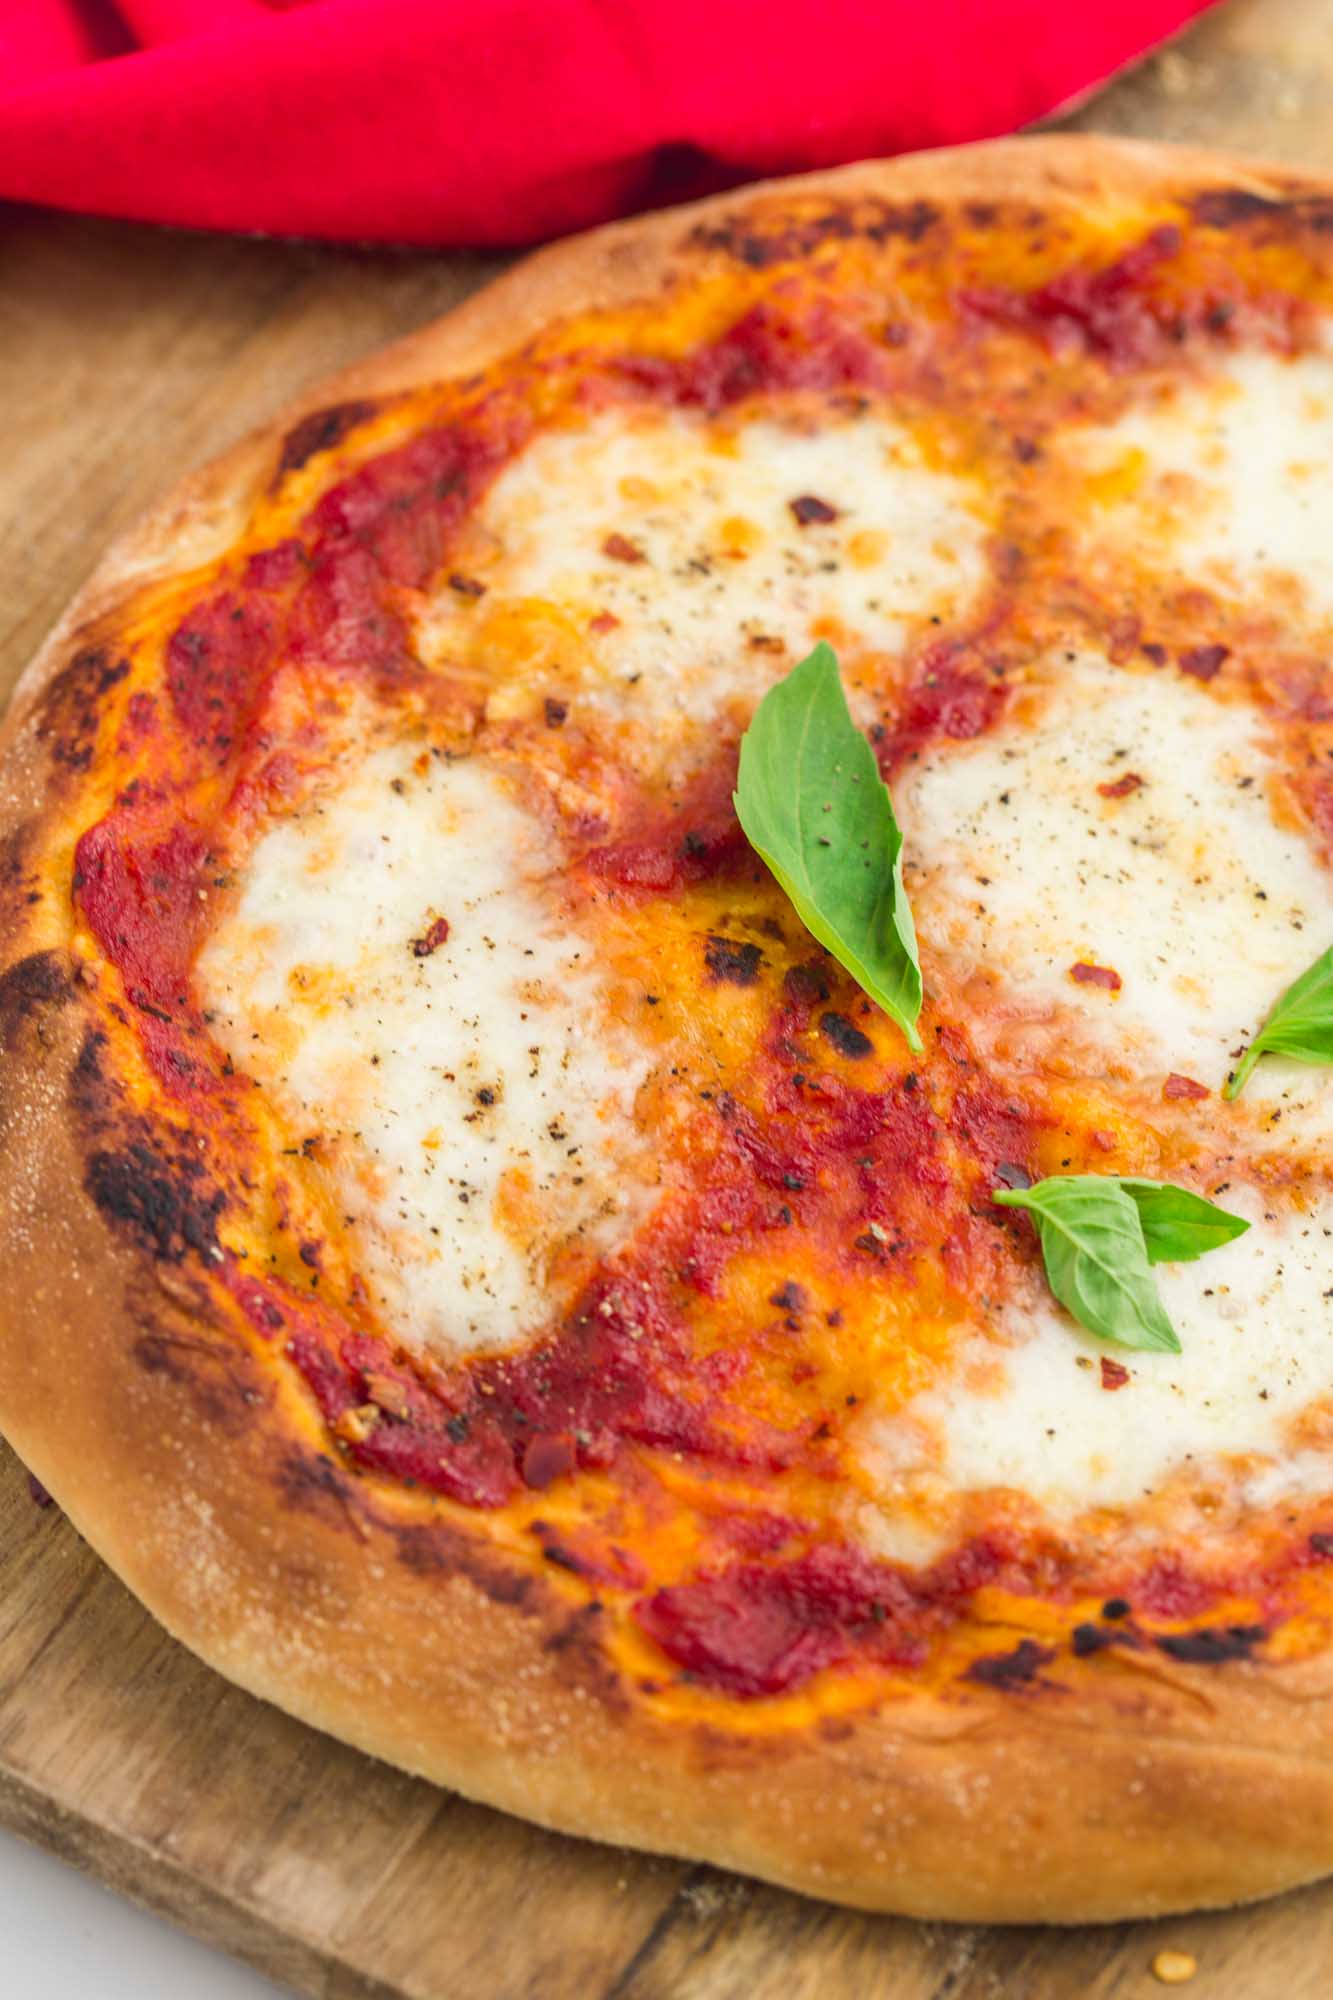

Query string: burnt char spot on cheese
[703,934,764,986]
[277,399,378,477]
[86,1141,224,1263]
[1155,1624,1266,1665]
[1071,1620,1141,1657]
[964,1639,1056,1688]
[688,199,941,269]
[819,1011,873,1060]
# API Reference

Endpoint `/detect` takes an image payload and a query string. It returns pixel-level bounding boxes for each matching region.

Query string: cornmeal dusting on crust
[1152,1949,1198,1985]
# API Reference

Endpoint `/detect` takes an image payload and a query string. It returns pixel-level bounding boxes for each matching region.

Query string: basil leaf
[1116,1178,1249,1264]
[1224,943,1333,1100]
[993,1176,1181,1352]
[734,643,922,1051]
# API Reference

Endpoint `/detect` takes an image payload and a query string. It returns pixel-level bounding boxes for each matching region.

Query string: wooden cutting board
[6,3,1333,1991]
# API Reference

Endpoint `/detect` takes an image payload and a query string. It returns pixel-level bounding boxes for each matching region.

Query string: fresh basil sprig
[993,1175,1248,1353]
[1115,1177,1252,1264]
[734,643,922,1051]
[1224,943,1333,1100]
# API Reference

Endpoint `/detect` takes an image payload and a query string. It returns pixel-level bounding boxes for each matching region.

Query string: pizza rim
[6,134,1333,1922]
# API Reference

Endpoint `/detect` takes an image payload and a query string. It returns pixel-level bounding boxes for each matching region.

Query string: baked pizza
[9,135,1333,1922]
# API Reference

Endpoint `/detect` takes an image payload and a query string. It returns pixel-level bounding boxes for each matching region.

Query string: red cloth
[0,1,1213,248]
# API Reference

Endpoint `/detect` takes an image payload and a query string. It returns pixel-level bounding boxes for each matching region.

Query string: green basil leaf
[1225,943,1333,1099]
[734,643,922,1051]
[993,1176,1181,1352]
[1115,1178,1249,1264]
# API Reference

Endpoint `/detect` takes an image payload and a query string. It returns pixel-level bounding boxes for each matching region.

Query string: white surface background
[0,1824,286,1997]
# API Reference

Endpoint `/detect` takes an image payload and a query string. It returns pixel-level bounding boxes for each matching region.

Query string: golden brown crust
[7,135,1333,1923]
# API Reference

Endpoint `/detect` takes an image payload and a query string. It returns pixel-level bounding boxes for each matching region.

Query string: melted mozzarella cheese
[869,646,1333,1542]
[417,403,988,750]
[1073,347,1333,622]
[901,651,1333,1127]
[197,746,652,1355]
[865,1187,1333,1527]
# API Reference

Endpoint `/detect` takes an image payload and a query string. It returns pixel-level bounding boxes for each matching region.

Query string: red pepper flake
[362,1371,413,1422]
[412,916,450,957]
[1100,1357,1131,1391]
[589,610,620,634]
[1178,643,1229,682]
[789,494,839,526]
[448,572,487,599]
[523,1432,577,1489]
[1070,962,1122,991]
[1106,613,1140,664]
[1164,1072,1209,1102]
[602,533,646,564]
[1098,771,1143,799]
[544,698,568,727]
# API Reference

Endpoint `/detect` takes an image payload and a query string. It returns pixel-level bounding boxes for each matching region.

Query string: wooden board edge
[0,1757,396,2000]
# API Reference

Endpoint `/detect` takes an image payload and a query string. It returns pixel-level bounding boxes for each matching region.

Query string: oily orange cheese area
[50,188,1333,1706]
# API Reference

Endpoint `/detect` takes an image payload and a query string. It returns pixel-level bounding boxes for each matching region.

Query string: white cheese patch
[865,1186,1333,1525]
[1074,347,1333,623]
[901,650,1333,1126]
[197,745,652,1356]
[416,403,988,749]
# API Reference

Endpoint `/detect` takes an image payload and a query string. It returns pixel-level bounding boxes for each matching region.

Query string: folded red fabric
[0,1,1212,247]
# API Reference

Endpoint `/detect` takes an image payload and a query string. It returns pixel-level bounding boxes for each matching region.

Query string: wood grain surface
[5,1,1333,1992]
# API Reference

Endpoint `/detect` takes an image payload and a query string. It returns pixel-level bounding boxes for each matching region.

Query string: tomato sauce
[66,210,1333,1698]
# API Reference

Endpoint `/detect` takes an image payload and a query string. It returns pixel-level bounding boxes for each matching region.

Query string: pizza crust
[5,135,1333,1922]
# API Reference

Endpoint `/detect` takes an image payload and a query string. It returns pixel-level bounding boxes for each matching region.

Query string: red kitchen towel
[0,1,1213,247]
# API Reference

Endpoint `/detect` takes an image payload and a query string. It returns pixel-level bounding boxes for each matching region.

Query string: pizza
[9,134,1333,1923]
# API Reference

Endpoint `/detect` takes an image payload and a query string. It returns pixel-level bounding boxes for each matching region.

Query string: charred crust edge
[34,646,131,779]
[689,197,941,269]
[0,949,71,1044]
[1192,187,1333,233]
[277,400,379,477]
[86,1140,224,1264]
